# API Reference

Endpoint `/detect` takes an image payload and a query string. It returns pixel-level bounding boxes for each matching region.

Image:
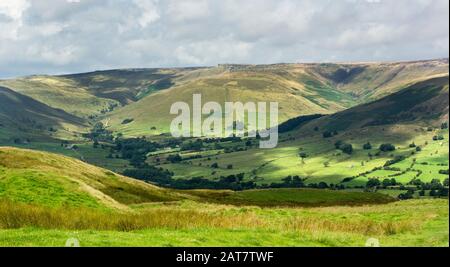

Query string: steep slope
[304,75,449,132]
[0,76,120,118]
[0,147,184,209]
[106,60,448,136]
[60,68,193,104]
[0,68,189,117]
[1,59,447,138]
[107,70,355,136]
[310,59,449,100]
[0,86,87,141]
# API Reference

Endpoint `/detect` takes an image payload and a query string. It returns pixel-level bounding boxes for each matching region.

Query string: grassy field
[155,126,448,187]
[0,199,447,247]
[5,123,447,188]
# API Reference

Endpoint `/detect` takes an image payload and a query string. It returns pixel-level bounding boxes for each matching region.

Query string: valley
[0,59,448,247]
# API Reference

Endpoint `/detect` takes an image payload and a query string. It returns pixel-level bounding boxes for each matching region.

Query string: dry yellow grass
[0,200,426,236]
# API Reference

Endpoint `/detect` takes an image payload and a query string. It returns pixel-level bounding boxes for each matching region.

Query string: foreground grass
[0,199,447,247]
[0,228,378,247]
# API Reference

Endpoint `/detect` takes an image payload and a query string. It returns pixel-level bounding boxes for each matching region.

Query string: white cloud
[166,0,211,22]
[26,45,79,65]
[134,0,160,28]
[0,0,30,20]
[0,0,30,40]
[0,0,448,78]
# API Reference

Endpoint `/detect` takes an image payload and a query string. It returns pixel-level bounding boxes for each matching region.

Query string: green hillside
[0,68,187,118]
[310,59,449,100]
[306,75,449,131]
[106,70,351,135]
[1,59,446,138]
[0,86,87,142]
[107,60,448,136]
[0,147,183,209]
[0,77,119,118]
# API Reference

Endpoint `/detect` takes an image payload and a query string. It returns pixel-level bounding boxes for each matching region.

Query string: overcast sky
[0,0,448,78]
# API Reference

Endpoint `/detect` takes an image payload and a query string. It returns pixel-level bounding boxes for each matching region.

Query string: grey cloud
[0,0,448,78]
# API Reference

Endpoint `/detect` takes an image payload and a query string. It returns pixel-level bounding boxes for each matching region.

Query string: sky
[0,0,448,78]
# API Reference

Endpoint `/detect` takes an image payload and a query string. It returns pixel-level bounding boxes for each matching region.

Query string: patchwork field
[154,126,448,187]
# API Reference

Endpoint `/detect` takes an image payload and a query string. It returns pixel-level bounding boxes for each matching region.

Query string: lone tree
[363,142,372,150]
[299,152,308,163]
[340,144,353,155]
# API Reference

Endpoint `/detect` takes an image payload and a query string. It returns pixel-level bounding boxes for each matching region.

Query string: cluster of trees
[99,103,119,114]
[384,155,405,167]
[83,122,114,143]
[123,164,173,182]
[410,178,449,190]
[168,174,256,190]
[260,176,346,190]
[224,146,248,153]
[365,178,400,189]
[365,177,449,199]
[180,139,204,151]
[124,171,257,190]
[114,137,161,167]
[167,154,182,163]
[379,143,396,152]
[334,141,353,155]
[398,190,415,200]
[204,136,243,143]
[280,176,305,187]
[401,179,449,200]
